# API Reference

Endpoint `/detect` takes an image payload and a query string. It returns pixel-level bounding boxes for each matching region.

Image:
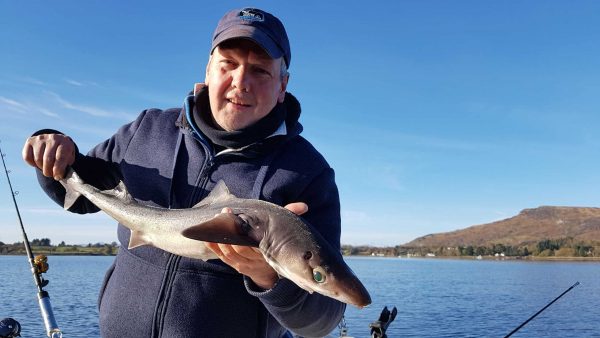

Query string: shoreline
[345,254,600,262]
[1,252,598,262]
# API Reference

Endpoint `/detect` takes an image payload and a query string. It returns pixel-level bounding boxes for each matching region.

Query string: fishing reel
[34,255,50,288]
[0,318,21,338]
[34,255,49,274]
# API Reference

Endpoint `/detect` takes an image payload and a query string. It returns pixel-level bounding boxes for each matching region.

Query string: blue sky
[1,1,599,246]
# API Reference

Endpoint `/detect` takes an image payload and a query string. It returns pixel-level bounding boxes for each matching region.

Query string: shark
[59,169,371,308]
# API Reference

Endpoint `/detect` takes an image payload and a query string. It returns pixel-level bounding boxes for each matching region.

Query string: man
[22,7,345,338]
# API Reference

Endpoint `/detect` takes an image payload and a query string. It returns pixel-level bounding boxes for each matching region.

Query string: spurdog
[59,169,371,307]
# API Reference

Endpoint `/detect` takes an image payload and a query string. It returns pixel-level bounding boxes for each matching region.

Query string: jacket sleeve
[244,168,346,337]
[34,111,149,213]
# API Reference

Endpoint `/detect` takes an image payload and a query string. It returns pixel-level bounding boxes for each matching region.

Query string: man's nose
[231,67,250,92]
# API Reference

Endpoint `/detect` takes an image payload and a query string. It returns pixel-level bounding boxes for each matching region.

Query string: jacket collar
[176,84,303,152]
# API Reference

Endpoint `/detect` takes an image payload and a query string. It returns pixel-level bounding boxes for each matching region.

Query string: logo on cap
[238,8,265,22]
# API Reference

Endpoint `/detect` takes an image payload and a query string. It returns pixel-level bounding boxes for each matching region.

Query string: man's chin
[217,118,252,132]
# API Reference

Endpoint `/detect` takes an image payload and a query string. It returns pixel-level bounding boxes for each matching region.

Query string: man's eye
[254,68,271,77]
[220,60,235,68]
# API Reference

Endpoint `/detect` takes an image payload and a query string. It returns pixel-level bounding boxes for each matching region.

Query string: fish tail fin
[61,168,83,210]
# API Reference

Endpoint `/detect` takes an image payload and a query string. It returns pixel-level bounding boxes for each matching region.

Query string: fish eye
[312,266,327,283]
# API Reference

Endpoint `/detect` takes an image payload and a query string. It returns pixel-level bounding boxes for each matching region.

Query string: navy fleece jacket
[35,92,345,338]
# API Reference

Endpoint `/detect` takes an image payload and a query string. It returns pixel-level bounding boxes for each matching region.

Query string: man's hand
[22,134,76,180]
[205,202,308,289]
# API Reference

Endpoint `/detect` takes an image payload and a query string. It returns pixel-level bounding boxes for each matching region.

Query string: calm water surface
[0,255,109,337]
[343,257,600,338]
[1,256,598,337]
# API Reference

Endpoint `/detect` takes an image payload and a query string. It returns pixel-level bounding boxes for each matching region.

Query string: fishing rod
[504,281,580,338]
[0,141,63,338]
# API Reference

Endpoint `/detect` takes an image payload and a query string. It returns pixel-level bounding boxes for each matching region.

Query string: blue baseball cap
[211,8,291,68]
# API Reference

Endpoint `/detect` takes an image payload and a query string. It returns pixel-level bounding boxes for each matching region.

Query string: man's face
[205,39,288,131]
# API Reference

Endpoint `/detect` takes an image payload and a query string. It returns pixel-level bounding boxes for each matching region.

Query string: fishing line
[0,141,63,338]
[504,281,580,338]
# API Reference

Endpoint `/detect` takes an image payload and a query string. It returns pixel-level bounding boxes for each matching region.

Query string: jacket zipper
[153,131,216,338]
[152,254,181,337]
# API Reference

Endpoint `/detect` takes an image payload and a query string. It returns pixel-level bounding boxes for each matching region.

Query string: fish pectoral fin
[128,230,151,249]
[181,213,259,247]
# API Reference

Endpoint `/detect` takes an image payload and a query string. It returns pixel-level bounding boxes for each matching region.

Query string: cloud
[0,96,27,113]
[64,79,100,87]
[1,90,134,122]
[48,91,114,117]
[38,107,60,118]
[18,77,47,86]
[0,96,26,109]
[65,78,84,86]
[53,93,113,117]
[0,95,61,119]
[44,90,134,120]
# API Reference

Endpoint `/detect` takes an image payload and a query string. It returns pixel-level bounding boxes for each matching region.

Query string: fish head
[182,191,372,308]
[256,211,372,308]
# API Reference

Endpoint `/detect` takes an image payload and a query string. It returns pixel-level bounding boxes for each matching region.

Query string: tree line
[2,237,597,258]
[342,237,599,258]
[0,238,119,255]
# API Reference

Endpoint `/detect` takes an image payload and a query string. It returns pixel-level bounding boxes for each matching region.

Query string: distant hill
[404,206,600,248]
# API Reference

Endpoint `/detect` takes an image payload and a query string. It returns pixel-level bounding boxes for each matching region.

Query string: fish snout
[349,284,372,308]
[326,266,372,308]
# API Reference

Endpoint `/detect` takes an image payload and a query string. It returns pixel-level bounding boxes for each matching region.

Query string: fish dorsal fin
[128,230,150,249]
[193,180,235,208]
[102,181,133,203]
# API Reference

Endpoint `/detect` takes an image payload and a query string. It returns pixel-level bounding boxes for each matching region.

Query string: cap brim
[212,26,284,60]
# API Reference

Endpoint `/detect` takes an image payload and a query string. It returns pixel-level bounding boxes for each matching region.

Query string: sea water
[1,255,598,337]
[342,257,600,338]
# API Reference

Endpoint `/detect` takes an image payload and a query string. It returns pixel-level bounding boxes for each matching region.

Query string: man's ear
[204,55,212,85]
[194,83,206,95]
[277,74,289,103]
